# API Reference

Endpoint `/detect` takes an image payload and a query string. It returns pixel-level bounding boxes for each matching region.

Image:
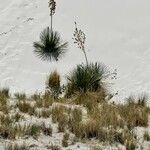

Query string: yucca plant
[33,27,68,62]
[66,62,110,96]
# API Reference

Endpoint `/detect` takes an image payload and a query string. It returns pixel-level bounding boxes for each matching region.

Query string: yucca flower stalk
[73,22,88,65]
[48,0,56,30]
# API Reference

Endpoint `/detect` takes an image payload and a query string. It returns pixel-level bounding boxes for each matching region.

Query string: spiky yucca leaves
[66,62,109,96]
[33,27,68,62]
[46,70,61,99]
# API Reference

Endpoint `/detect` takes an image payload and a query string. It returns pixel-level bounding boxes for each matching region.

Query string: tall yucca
[33,27,68,61]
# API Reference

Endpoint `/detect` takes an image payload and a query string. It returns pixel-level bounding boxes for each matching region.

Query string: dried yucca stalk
[48,0,56,30]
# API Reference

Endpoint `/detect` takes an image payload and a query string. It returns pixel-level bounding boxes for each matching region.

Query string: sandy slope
[0,0,150,101]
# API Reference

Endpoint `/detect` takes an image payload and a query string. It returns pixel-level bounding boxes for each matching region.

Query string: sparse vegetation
[17,100,36,115]
[5,142,29,150]
[0,0,150,149]
[49,144,61,150]
[14,93,26,100]
[35,93,53,108]
[0,88,10,98]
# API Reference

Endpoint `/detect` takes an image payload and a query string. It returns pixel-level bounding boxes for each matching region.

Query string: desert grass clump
[14,93,26,101]
[0,93,9,114]
[46,70,61,99]
[0,122,33,139]
[30,93,41,101]
[35,93,53,108]
[5,142,29,150]
[90,103,124,129]
[74,91,108,113]
[57,113,68,132]
[66,62,110,97]
[27,124,41,139]
[0,88,10,98]
[68,108,82,136]
[38,109,51,118]
[48,144,61,150]
[11,124,41,139]
[17,100,36,115]
[51,105,69,132]
[119,99,149,128]
[62,133,70,147]
[144,132,150,141]
[51,105,67,123]
[12,112,24,122]
[126,93,149,107]
[41,123,52,136]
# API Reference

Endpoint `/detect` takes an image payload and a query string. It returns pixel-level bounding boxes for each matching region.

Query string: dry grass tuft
[5,142,29,150]
[36,108,51,118]
[17,100,36,115]
[0,88,10,98]
[14,93,26,100]
[35,93,53,108]
[0,93,9,114]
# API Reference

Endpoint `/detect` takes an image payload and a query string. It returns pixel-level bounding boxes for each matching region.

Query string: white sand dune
[0,0,150,101]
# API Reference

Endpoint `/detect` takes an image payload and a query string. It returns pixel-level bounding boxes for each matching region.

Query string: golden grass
[17,100,36,115]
